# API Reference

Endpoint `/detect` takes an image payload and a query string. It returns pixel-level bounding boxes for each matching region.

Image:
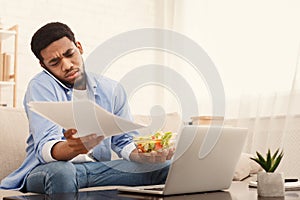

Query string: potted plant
[251,148,284,197]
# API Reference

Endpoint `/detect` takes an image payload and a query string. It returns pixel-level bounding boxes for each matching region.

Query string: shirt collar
[85,72,99,97]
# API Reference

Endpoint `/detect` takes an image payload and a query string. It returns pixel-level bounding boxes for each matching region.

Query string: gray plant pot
[257,171,285,197]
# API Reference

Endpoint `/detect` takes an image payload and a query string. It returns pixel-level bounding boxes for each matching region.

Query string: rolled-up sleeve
[42,140,62,162]
[120,142,136,161]
[110,82,138,159]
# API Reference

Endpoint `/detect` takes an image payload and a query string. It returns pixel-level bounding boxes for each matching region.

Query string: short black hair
[31,22,76,61]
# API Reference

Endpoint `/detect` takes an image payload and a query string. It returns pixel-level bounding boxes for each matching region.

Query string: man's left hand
[129,148,174,163]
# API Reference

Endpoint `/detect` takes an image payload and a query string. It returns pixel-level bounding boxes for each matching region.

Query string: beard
[72,71,87,90]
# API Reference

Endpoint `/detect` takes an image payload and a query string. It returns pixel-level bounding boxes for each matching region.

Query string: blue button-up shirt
[0,70,136,190]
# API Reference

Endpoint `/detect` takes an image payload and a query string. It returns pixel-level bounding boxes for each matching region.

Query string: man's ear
[76,41,83,54]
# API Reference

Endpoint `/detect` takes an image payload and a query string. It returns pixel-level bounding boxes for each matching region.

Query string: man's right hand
[51,129,104,161]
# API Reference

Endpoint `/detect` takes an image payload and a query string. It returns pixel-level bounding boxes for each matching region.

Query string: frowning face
[40,36,84,87]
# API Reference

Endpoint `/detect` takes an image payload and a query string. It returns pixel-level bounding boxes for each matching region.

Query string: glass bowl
[133,131,176,153]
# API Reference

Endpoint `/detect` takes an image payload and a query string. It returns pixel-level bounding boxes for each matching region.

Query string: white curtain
[228,55,300,178]
[164,0,300,178]
[279,58,300,177]
[229,93,297,177]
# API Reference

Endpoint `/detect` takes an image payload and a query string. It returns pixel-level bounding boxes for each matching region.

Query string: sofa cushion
[233,153,262,181]
[0,107,28,181]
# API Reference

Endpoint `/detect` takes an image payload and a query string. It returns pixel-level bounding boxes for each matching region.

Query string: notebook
[118,125,247,195]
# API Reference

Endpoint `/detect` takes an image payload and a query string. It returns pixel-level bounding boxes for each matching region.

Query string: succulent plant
[250,148,283,172]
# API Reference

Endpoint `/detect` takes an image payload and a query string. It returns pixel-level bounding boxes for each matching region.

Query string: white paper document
[28,100,146,137]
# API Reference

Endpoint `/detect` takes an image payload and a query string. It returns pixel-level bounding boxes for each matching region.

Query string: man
[0,22,172,194]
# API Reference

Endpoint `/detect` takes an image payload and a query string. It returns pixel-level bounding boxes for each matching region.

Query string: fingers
[64,130,104,154]
[137,149,171,163]
[166,148,175,160]
[80,134,104,150]
[63,129,77,139]
[149,151,157,163]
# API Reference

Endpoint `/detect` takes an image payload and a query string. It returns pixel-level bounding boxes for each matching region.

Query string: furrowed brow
[48,57,60,65]
[47,48,74,65]
[63,48,75,57]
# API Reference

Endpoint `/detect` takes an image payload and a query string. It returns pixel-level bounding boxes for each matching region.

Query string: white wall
[0,0,163,108]
[173,0,300,95]
[1,0,300,120]
[149,0,300,119]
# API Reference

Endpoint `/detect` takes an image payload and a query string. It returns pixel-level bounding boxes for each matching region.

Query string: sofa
[0,106,259,199]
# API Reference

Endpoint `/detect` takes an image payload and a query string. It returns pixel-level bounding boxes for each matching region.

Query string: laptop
[118,125,247,195]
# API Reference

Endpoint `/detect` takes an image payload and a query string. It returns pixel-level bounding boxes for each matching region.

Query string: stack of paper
[28,100,146,137]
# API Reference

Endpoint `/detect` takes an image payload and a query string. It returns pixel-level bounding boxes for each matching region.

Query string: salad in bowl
[134,131,176,153]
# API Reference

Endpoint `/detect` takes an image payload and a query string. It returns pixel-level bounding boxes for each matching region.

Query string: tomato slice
[154,141,163,151]
[138,143,145,152]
